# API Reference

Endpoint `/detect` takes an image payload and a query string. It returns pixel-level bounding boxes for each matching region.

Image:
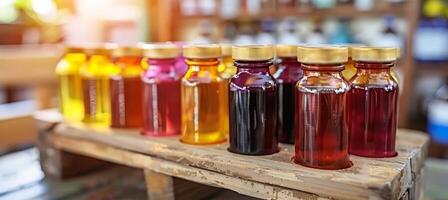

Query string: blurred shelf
[275,3,406,19]
[178,3,407,21]
[416,61,448,76]
[0,44,60,86]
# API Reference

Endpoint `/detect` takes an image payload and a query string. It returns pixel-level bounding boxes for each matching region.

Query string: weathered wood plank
[145,170,175,200]
[36,111,112,179]
[35,109,428,200]
[48,134,323,200]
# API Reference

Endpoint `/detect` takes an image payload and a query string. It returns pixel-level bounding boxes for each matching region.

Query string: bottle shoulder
[182,68,223,84]
[80,61,120,77]
[55,60,83,74]
[230,71,277,90]
[350,71,399,89]
[297,72,350,93]
[273,66,304,83]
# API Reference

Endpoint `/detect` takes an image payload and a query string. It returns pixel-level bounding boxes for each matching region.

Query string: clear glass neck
[186,58,220,67]
[234,59,273,71]
[302,63,345,72]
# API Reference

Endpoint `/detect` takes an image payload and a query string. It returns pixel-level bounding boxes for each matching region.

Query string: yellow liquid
[218,56,236,79]
[80,55,119,127]
[56,53,85,122]
[342,59,356,81]
[82,77,111,126]
[181,60,228,144]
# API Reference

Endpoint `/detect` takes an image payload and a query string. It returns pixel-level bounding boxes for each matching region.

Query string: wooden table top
[34,109,429,200]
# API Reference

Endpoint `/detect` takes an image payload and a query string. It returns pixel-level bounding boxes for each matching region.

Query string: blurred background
[0,0,448,199]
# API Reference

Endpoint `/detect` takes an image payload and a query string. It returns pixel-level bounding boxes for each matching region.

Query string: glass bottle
[180,44,227,144]
[174,42,188,76]
[110,46,144,128]
[141,44,181,136]
[56,46,85,122]
[341,45,357,81]
[218,43,235,136]
[273,45,303,144]
[294,46,352,169]
[218,43,236,79]
[347,47,399,158]
[228,45,278,155]
[80,44,119,127]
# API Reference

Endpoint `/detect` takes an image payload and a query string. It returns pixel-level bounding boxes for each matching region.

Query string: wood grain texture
[145,170,175,200]
[35,109,429,200]
[48,134,321,200]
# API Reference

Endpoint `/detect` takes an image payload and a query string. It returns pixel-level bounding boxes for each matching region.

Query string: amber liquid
[294,91,352,169]
[110,76,143,128]
[341,59,356,81]
[181,80,227,144]
[142,80,181,136]
[82,77,111,126]
[58,74,84,121]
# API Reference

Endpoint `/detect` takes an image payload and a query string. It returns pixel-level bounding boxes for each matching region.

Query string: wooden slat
[48,134,321,200]
[0,101,37,151]
[144,169,175,200]
[35,109,429,200]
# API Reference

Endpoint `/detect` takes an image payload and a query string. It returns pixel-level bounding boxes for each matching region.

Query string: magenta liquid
[142,58,181,136]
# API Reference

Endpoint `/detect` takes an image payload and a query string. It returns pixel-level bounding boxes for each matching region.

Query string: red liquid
[347,85,399,157]
[110,76,143,128]
[294,91,352,169]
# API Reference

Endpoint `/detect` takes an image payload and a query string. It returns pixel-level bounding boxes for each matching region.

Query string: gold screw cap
[276,44,298,58]
[297,45,348,64]
[232,45,274,61]
[351,46,400,62]
[143,44,179,59]
[183,44,221,59]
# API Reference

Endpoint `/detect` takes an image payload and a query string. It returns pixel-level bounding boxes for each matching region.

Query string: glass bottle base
[350,150,398,158]
[141,130,180,137]
[227,147,279,156]
[180,132,227,145]
[293,157,353,170]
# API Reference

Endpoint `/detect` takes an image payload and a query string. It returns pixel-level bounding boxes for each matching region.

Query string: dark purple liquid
[277,82,296,144]
[274,57,303,144]
[347,86,398,157]
[228,60,278,155]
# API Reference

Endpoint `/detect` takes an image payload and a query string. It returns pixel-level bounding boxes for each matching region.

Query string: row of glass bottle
[57,43,399,170]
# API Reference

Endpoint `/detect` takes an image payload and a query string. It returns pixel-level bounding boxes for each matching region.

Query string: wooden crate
[34,109,429,200]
